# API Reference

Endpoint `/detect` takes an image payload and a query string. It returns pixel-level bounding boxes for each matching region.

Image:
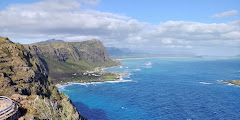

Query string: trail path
[0,96,19,120]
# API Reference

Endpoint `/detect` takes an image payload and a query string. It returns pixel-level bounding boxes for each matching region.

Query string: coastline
[220,80,240,86]
[115,56,239,61]
[56,54,240,119]
[114,55,203,60]
[116,56,196,60]
[55,63,127,87]
[55,73,129,88]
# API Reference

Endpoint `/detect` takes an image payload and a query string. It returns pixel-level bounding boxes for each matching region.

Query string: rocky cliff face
[24,40,120,83]
[25,40,111,62]
[0,37,86,119]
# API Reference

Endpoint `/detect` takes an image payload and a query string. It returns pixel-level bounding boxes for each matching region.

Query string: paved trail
[0,96,19,120]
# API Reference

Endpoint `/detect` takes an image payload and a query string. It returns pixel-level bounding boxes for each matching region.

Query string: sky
[0,0,240,56]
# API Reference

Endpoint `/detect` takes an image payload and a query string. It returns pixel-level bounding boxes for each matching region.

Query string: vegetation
[0,36,122,119]
[0,36,85,119]
[61,72,125,84]
[2,47,12,57]
[41,55,120,83]
[24,39,121,84]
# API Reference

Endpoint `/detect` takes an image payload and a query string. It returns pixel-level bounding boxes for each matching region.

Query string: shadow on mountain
[73,102,108,120]
[39,56,49,73]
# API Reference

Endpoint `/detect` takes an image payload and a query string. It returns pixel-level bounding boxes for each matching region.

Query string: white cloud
[0,0,240,56]
[0,0,144,39]
[81,0,100,6]
[212,10,238,18]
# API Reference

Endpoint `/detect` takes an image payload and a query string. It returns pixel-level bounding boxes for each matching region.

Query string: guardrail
[0,96,14,117]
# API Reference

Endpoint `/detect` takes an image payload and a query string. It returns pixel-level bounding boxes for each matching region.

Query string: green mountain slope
[24,39,120,83]
[0,37,86,119]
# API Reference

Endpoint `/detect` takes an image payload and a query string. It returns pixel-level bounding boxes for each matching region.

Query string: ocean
[58,57,240,120]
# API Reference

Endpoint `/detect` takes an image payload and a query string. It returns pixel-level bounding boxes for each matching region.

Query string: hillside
[35,39,64,44]
[0,37,86,119]
[24,40,121,83]
[26,40,111,62]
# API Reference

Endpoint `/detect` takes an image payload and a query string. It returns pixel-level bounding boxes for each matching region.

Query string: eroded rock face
[24,39,120,83]
[25,39,111,62]
[0,37,49,96]
[0,37,85,120]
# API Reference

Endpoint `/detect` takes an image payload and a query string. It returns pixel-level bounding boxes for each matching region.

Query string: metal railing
[0,96,14,117]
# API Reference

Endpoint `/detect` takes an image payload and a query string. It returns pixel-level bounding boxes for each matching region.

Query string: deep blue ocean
[59,57,240,120]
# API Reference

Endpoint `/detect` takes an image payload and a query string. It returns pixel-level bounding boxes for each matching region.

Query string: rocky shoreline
[55,70,126,87]
[221,80,240,86]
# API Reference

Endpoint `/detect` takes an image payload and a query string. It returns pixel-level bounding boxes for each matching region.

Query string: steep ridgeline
[24,40,120,83]
[27,40,111,62]
[36,39,64,44]
[0,37,86,119]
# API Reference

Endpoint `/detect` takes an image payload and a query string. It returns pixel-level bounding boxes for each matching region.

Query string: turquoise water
[59,57,240,120]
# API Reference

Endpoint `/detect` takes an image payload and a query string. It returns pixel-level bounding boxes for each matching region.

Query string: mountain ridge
[0,36,86,119]
[24,39,120,83]
[35,39,64,44]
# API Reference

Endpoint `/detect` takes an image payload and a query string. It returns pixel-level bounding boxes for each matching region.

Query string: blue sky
[0,0,240,56]
[95,0,240,24]
[0,0,40,9]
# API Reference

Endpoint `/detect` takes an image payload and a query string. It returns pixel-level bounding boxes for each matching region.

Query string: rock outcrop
[0,37,86,119]
[24,40,120,83]
[25,40,111,62]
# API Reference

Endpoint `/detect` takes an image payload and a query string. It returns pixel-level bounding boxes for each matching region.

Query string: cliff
[24,40,120,83]
[25,40,111,62]
[0,37,86,119]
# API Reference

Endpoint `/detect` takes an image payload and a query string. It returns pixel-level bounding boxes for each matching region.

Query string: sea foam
[199,82,212,85]
[133,69,141,71]
[57,79,133,88]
